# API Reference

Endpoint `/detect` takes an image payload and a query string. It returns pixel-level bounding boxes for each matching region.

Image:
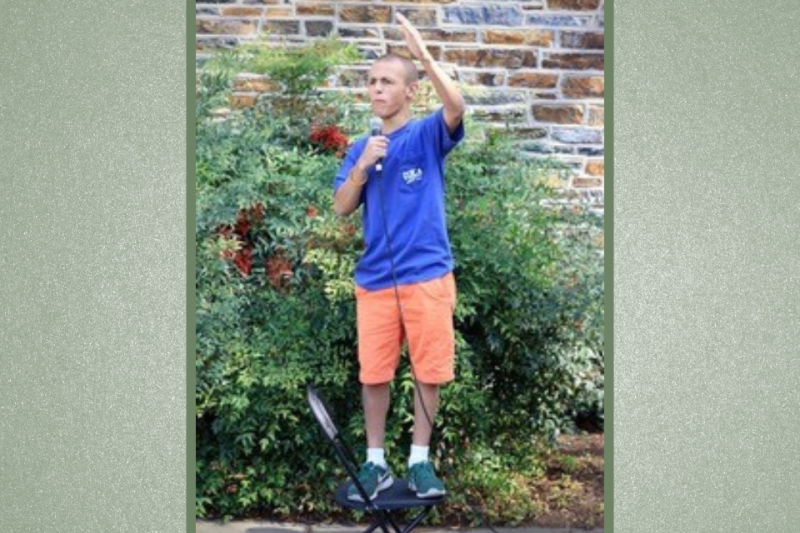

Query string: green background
[0,1,187,531]
[615,1,800,531]
[3,0,800,531]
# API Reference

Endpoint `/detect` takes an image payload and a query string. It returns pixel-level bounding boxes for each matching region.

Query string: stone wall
[196,0,605,211]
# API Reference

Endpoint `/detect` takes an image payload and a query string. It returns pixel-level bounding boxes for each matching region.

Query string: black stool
[307,385,445,533]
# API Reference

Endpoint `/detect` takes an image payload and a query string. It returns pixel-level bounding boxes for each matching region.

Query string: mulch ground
[527,433,604,530]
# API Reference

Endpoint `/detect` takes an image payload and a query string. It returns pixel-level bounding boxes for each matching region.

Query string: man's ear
[405,81,419,101]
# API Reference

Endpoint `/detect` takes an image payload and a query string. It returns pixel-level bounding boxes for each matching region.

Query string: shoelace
[412,462,435,483]
[358,462,380,483]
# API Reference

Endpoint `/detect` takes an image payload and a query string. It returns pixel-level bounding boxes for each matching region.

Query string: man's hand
[396,13,431,61]
[395,13,465,134]
[333,135,388,216]
[358,135,389,171]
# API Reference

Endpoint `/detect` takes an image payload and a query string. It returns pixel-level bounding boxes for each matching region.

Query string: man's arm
[333,136,388,216]
[333,164,367,216]
[396,12,466,134]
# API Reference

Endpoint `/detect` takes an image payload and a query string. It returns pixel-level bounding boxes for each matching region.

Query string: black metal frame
[307,385,444,533]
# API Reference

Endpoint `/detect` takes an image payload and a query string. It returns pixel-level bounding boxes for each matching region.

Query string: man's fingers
[396,12,425,56]
[367,138,388,161]
[369,137,388,148]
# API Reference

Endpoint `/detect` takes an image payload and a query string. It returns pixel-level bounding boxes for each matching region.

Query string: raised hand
[396,12,430,61]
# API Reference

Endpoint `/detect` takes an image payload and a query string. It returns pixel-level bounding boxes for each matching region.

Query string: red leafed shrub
[232,246,253,277]
[217,207,263,277]
[250,202,265,221]
[309,124,349,157]
[266,252,293,289]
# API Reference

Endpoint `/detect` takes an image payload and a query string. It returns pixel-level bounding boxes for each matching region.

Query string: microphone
[369,117,383,173]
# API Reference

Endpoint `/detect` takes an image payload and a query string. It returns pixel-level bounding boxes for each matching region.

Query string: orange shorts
[355,273,457,385]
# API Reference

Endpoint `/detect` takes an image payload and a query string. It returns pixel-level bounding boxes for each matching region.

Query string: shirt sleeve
[423,108,465,157]
[333,139,365,194]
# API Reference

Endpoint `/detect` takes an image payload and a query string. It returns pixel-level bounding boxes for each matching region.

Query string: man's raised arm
[396,13,466,134]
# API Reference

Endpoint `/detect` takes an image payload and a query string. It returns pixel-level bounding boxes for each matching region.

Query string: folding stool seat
[307,385,445,533]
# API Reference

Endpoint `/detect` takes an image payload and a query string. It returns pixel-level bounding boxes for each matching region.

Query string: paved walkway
[196,521,603,533]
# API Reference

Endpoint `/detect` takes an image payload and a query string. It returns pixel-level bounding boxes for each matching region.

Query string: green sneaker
[408,461,446,498]
[347,462,393,502]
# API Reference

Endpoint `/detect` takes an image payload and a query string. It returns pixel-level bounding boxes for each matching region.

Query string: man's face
[367,59,416,120]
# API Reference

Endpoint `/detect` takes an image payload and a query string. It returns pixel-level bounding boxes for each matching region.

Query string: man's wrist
[349,167,367,186]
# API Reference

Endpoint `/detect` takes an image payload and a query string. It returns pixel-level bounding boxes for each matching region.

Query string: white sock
[408,445,429,468]
[367,448,387,468]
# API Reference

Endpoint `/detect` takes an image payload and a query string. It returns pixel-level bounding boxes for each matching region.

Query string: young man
[332,13,466,501]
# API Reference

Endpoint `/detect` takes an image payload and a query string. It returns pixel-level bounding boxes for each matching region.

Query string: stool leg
[362,518,384,533]
[362,512,396,533]
[384,512,403,533]
[400,506,433,533]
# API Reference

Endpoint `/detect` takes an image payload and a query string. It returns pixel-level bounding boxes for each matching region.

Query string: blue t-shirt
[334,109,465,290]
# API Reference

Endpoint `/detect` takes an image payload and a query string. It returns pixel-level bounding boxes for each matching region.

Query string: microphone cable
[373,153,503,533]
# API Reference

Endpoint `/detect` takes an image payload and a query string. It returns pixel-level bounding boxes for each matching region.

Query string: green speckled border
[0,1,187,531]
[188,0,197,528]
[615,1,800,532]
[605,2,614,532]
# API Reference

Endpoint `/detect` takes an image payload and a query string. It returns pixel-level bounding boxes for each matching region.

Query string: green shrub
[196,39,603,522]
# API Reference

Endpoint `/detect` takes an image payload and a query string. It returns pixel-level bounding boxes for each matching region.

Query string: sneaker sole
[415,488,445,498]
[408,481,446,499]
[347,475,394,502]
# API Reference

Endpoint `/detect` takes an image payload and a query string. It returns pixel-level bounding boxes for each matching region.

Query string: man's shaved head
[372,53,419,85]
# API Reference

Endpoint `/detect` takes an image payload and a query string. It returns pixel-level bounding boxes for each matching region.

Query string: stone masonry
[196,0,605,211]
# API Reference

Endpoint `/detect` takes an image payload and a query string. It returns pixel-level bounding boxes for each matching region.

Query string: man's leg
[406,273,455,446]
[364,382,391,449]
[403,274,456,498]
[355,283,403,454]
[349,282,401,502]
[347,382,394,502]
[407,381,446,497]
[412,382,439,446]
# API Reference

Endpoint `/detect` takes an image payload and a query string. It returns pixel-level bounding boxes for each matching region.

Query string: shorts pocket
[418,274,456,310]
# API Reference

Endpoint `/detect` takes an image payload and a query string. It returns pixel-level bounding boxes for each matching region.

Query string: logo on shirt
[402,167,423,185]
